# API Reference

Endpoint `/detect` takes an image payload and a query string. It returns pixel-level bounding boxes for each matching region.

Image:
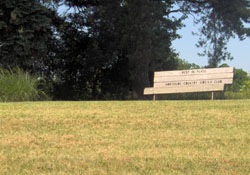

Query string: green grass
[0,68,46,102]
[0,100,250,174]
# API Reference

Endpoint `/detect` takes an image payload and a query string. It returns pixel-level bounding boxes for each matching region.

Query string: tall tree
[0,0,53,70]
[50,0,181,99]
[122,0,180,99]
[2,0,249,100]
[177,0,250,67]
[77,0,181,99]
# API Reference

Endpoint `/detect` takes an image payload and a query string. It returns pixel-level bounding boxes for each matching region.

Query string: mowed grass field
[0,100,250,175]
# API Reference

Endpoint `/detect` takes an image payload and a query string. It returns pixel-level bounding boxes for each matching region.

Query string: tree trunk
[129,39,152,100]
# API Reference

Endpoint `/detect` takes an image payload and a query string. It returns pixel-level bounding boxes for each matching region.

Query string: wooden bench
[144,67,234,100]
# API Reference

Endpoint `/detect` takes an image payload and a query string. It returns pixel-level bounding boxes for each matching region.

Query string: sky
[172,18,250,73]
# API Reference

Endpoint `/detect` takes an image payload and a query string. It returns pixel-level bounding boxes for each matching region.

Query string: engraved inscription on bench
[144,67,234,95]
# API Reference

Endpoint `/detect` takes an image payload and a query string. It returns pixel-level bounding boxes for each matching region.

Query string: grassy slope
[0,100,250,175]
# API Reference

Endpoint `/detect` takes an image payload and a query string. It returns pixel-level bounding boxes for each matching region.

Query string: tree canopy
[0,0,250,100]
[178,0,250,67]
[0,0,53,70]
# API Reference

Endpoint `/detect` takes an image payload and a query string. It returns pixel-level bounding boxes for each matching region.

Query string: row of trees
[0,0,250,100]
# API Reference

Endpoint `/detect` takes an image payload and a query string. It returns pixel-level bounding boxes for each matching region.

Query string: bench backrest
[144,67,234,95]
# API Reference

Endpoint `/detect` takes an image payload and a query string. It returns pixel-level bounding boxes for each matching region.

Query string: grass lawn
[0,100,250,174]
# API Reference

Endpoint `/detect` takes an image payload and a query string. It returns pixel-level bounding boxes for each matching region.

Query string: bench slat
[154,73,233,83]
[144,84,225,95]
[153,78,233,88]
[154,67,233,77]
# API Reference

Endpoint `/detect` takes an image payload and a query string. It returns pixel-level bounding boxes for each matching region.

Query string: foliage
[220,66,250,99]
[1,0,250,100]
[0,0,53,70]
[226,68,250,92]
[44,0,250,99]
[176,57,200,70]
[1,101,250,174]
[224,91,250,99]
[116,0,181,99]
[225,79,250,99]
[200,0,250,67]
[0,68,48,102]
[45,0,181,100]
[177,0,250,67]
[241,80,250,92]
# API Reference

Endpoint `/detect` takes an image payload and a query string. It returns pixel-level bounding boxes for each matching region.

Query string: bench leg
[153,95,156,101]
[211,92,214,100]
